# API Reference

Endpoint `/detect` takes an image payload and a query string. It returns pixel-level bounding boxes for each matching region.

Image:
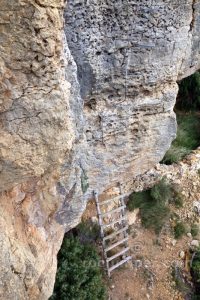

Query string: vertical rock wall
[0,0,200,299]
[0,0,73,191]
[65,0,200,195]
[0,1,85,299]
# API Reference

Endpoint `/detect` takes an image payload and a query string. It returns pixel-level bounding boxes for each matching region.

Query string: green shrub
[162,145,189,165]
[191,224,199,238]
[176,115,200,149]
[193,257,200,283]
[174,222,186,239]
[173,193,184,208]
[127,179,171,234]
[50,236,106,300]
[140,203,170,234]
[162,114,200,164]
[127,190,152,211]
[163,71,200,165]
[150,177,173,204]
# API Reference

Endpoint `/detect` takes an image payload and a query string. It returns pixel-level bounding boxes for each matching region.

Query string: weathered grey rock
[193,201,200,215]
[65,0,200,196]
[0,1,84,299]
[0,0,200,299]
[191,240,200,248]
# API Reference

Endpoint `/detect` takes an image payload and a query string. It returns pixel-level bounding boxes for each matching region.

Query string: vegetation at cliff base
[50,234,106,300]
[173,221,186,239]
[127,178,186,235]
[127,178,172,234]
[162,114,200,164]
[176,71,200,111]
[162,71,200,165]
[191,224,199,238]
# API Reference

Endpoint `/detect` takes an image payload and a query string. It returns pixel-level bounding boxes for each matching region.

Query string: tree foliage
[50,236,106,300]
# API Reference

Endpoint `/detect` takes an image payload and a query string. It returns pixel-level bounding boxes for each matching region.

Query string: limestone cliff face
[0,1,85,299]
[0,0,200,299]
[65,0,200,194]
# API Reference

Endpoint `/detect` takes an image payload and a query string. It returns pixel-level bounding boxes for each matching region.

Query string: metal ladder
[94,186,132,277]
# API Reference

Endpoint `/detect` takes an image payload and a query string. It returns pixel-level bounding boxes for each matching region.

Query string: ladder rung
[105,237,128,252]
[109,256,132,273]
[102,216,127,229]
[99,196,121,206]
[101,205,125,217]
[99,193,130,206]
[103,226,128,241]
[107,247,130,262]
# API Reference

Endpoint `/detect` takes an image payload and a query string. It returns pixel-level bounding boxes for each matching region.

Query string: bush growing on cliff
[127,178,172,234]
[150,177,173,204]
[50,236,106,300]
[127,178,186,234]
[127,190,151,212]
[162,114,200,164]
[191,224,199,238]
[174,221,186,239]
[162,71,200,165]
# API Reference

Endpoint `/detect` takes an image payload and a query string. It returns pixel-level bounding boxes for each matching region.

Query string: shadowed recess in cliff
[162,71,200,165]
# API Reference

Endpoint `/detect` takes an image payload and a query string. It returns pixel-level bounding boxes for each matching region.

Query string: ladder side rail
[118,184,129,249]
[94,191,111,277]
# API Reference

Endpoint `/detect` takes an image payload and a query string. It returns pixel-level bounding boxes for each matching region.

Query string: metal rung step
[99,193,129,206]
[107,247,130,262]
[101,205,125,217]
[102,216,127,229]
[103,226,128,241]
[105,237,128,252]
[109,256,132,273]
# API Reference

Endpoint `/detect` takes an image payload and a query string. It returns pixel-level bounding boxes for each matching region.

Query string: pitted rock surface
[0,0,73,191]
[0,0,200,299]
[65,0,200,194]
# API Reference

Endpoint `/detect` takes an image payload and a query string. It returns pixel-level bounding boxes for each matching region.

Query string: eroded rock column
[0,1,83,299]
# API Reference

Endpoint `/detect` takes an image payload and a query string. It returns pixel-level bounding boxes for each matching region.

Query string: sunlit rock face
[0,0,200,299]
[65,0,200,194]
[0,1,85,299]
